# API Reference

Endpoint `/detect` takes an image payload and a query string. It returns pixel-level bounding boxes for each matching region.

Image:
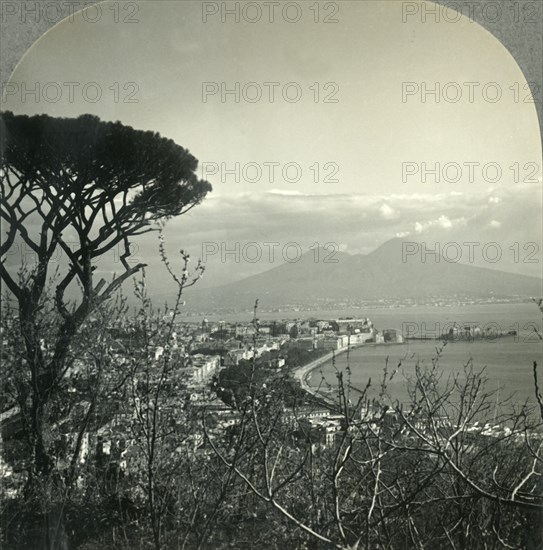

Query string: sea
[188,302,542,407]
[303,302,543,410]
[187,302,543,404]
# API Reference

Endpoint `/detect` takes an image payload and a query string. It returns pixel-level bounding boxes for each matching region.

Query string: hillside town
[1,312,531,494]
[0,315,399,480]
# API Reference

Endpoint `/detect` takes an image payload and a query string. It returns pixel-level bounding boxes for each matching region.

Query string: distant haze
[2,0,541,299]
[183,239,543,312]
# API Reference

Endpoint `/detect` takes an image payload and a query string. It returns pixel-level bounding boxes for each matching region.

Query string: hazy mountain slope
[184,239,543,309]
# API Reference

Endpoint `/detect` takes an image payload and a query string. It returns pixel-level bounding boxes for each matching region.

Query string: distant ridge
[184,239,543,310]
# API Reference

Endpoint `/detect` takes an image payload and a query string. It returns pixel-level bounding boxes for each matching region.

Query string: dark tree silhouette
[0,111,211,480]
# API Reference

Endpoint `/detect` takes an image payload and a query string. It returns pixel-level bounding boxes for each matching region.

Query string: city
[1,1,542,547]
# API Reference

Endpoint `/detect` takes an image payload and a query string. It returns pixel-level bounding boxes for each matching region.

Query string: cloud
[379,203,399,220]
[267,189,307,196]
[12,185,532,297]
[158,185,541,252]
[414,215,462,234]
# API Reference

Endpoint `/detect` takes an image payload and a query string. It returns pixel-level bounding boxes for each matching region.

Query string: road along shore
[292,344,365,402]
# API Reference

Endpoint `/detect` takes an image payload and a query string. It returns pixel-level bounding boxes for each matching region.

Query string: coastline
[292,344,366,402]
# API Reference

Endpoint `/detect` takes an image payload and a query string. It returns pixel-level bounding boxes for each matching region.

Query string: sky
[2,0,542,295]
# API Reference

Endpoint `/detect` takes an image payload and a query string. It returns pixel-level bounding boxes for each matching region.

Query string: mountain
[184,239,543,310]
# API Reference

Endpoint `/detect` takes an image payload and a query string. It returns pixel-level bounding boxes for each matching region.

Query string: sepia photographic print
[1,1,542,548]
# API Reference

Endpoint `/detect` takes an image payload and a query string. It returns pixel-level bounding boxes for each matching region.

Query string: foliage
[2,112,542,547]
[285,347,327,369]
[213,359,269,408]
[0,112,211,549]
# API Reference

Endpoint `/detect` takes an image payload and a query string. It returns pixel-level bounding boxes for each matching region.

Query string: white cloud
[379,203,398,220]
[414,215,462,234]
[438,215,453,229]
[267,189,306,196]
[120,187,541,291]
